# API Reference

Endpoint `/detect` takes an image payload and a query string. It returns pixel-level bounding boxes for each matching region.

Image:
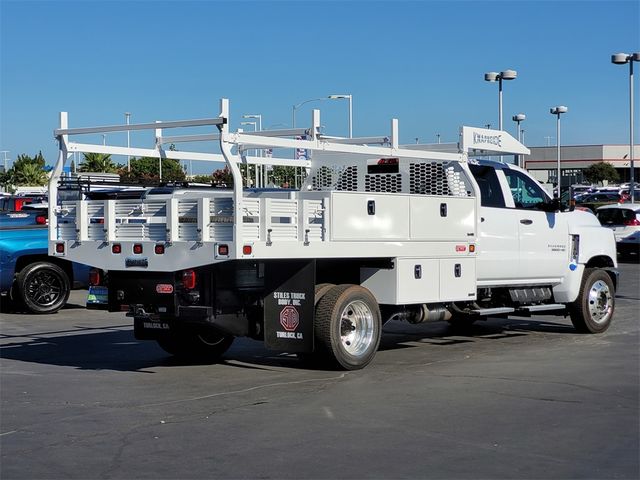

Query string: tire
[156,329,234,361]
[569,268,615,333]
[16,261,70,314]
[313,284,382,370]
[314,283,334,305]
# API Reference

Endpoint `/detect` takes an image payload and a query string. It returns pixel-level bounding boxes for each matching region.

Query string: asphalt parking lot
[1,261,638,480]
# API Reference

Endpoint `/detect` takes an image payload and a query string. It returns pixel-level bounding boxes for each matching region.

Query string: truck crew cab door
[469,164,519,284]
[501,167,569,282]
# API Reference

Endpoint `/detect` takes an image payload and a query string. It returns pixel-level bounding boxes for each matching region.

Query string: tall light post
[328,94,353,137]
[125,112,131,172]
[0,150,9,172]
[512,113,526,167]
[611,52,640,204]
[550,106,568,198]
[243,114,265,186]
[484,70,517,131]
[292,95,352,136]
[240,121,258,187]
[242,114,262,132]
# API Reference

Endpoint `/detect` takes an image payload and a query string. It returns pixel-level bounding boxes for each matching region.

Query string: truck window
[502,169,548,209]
[468,165,505,208]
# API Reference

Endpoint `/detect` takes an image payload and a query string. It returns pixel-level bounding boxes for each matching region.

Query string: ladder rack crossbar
[55,117,225,138]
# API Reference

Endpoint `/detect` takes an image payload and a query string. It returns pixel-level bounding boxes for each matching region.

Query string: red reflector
[218,244,229,256]
[155,244,165,255]
[89,268,101,286]
[377,157,399,165]
[456,245,467,252]
[133,244,143,254]
[624,218,640,226]
[182,270,196,289]
[112,244,122,254]
[243,245,252,255]
[55,243,65,254]
[156,284,174,294]
[36,215,47,225]
[469,244,476,253]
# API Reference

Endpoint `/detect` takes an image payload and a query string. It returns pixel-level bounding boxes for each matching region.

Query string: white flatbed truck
[48,99,618,370]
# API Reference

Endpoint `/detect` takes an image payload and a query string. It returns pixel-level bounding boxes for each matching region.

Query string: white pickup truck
[48,99,618,370]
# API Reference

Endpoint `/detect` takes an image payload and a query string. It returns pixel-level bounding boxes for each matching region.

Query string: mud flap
[263,260,315,353]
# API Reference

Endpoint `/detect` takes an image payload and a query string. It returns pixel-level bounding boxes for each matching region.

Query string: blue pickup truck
[0,210,89,313]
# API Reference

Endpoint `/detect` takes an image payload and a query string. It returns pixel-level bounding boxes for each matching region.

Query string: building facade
[525,144,639,186]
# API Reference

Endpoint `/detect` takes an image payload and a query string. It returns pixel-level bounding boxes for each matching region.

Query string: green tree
[270,166,299,187]
[79,152,119,173]
[583,162,620,185]
[9,151,48,186]
[120,156,185,183]
[14,162,47,185]
[192,174,214,184]
[0,169,16,192]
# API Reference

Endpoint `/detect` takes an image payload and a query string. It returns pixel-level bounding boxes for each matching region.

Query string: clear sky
[1,0,638,174]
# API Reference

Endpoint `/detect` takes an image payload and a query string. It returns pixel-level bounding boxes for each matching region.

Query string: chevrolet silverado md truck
[47,99,618,370]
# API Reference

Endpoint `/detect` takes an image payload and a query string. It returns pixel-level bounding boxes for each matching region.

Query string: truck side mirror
[538,198,562,213]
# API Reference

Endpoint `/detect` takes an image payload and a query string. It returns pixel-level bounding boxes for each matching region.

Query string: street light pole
[512,113,526,167]
[328,94,353,137]
[484,70,517,131]
[612,52,640,204]
[240,121,258,187]
[550,106,568,198]
[243,114,264,186]
[125,112,131,172]
[0,151,9,172]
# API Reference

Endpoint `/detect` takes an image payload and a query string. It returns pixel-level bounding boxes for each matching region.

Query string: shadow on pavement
[0,315,578,373]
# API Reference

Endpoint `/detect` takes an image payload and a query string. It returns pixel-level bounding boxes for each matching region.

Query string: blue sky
[1,0,638,173]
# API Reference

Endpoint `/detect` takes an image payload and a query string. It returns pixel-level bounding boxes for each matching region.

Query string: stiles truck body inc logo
[274,291,305,339]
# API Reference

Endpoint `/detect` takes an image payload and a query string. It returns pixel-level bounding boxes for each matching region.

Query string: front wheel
[569,268,615,333]
[16,261,70,314]
[156,329,234,361]
[313,284,382,370]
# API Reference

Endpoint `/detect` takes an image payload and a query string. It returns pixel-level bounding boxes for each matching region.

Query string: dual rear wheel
[307,284,382,370]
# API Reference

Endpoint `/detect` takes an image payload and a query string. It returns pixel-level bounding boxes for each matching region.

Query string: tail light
[55,243,65,254]
[624,218,640,226]
[182,270,196,289]
[154,244,165,255]
[133,244,143,254]
[112,244,122,254]
[89,268,101,286]
[35,215,47,225]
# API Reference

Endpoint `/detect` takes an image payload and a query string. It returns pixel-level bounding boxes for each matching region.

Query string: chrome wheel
[587,279,613,325]
[339,300,375,356]
[313,284,382,370]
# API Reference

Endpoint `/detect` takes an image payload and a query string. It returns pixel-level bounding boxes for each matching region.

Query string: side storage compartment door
[331,192,410,241]
[439,258,477,302]
[410,196,476,241]
[361,258,440,305]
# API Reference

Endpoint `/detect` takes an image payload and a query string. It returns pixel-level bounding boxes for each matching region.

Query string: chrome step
[517,304,566,312]
[470,307,515,316]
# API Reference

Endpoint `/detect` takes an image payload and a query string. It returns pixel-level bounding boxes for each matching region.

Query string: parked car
[575,192,622,212]
[0,195,47,212]
[596,204,640,259]
[0,212,89,313]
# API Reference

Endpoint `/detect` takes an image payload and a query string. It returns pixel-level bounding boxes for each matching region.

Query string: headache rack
[48,98,529,272]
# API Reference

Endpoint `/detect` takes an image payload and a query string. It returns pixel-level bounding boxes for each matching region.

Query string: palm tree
[79,153,118,173]
[14,162,47,186]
